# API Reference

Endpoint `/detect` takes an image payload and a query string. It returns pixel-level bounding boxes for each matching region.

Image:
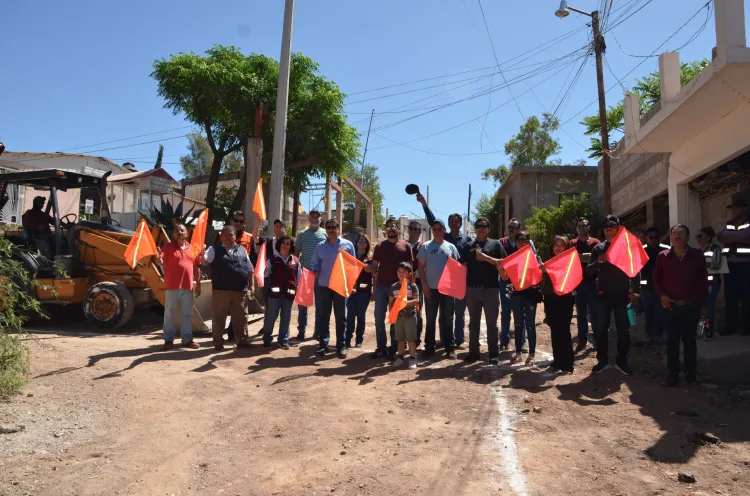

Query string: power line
[60,125,193,152]
[476,0,524,119]
[373,132,503,156]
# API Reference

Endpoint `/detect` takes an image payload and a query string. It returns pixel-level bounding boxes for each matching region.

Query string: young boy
[389,262,420,369]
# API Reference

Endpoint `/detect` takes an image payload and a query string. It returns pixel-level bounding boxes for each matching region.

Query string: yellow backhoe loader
[0,168,228,330]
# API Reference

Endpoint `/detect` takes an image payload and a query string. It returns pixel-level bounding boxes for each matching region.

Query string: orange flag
[189,209,209,258]
[295,268,315,307]
[544,247,583,295]
[124,218,158,269]
[501,244,543,292]
[388,279,408,324]
[255,241,267,288]
[606,226,649,278]
[437,257,467,299]
[253,178,267,222]
[328,249,365,298]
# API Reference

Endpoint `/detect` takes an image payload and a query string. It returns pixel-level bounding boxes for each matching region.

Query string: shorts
[395,316,418,342]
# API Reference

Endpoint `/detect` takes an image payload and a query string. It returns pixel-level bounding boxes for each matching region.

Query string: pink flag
[294,268,315,307]
[437,257,467,300]
[255,242,267,288]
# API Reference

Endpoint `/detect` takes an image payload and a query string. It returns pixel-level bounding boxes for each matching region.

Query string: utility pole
[592,11,612,215]
[268,0,295,226]
[467,183,472,224]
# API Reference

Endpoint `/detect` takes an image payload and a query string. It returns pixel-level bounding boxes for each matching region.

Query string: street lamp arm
[567,5,592,17]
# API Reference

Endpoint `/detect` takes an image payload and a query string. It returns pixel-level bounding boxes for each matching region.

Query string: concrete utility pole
[268,0,295,225]
[467,183,472,224]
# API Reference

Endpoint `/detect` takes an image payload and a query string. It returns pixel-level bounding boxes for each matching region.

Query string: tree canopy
[179,132,242,179]
[154,144,164,169]
[152,45,360,220]
[343,163,385,230]
[581,59,709,158]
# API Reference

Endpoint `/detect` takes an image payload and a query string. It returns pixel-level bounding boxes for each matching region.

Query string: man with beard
[367,217,414,360]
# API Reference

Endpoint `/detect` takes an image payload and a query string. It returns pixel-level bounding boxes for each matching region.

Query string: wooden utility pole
[592,10,612,215]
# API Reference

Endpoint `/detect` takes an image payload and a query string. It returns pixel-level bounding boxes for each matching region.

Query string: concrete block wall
[601,151,670,216]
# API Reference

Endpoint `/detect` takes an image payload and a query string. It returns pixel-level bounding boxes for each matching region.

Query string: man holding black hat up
[586,215,640,376]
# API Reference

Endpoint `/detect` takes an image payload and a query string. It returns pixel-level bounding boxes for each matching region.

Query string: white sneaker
[392,357,405,367]
[408,357,418,369]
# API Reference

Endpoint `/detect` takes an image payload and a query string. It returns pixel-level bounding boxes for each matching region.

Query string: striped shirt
[296,227,328,269]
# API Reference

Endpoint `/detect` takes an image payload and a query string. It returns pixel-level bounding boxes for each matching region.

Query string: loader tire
[83,282,135,329]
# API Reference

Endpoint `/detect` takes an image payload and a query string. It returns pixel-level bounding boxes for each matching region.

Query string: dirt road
[1,307,749,496]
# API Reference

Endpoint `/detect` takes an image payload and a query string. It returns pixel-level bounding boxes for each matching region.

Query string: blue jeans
[574,279,598,343]
[424,288,455,352]
[374,284,397,353]
[454,296,466,346]
[263,296,293,346]
[641,287,664,339]
[163,289,194,344]
[500,283,512,346]
[707,277,721,328]
[297,278,320,335]
[315,285,347,350]
[345,291,371,345]
[511,293,537,355]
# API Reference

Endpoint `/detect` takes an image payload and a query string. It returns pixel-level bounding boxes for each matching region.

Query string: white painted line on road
[494,388,530,496]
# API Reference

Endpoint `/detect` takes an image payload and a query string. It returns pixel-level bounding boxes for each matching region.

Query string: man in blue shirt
[311,218,356,358]
[417,219,461,359]
[416,194,471,349]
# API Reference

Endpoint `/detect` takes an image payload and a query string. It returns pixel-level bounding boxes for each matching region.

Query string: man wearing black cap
[586,215,640,375]
[718,192,750,336]
[417,218,461,359]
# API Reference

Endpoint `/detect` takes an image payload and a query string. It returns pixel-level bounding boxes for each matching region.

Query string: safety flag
[328,249,365,298]
[606,226,649,278]
[189,208,209,258]
[437,257,467,300]
[253,178,267,222]
[295,268,315,307]
[501,244,543,291]
[255,241,267,288]
[388,279,408,324]
[544,247,583,295]
[124,218,158,269]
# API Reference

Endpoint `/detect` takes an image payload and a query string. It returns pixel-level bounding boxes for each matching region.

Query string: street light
[554,1,613,215]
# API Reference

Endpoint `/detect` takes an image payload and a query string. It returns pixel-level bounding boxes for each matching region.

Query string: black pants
[315,286,347,351]
[544,293,575,372]
[466,287,500,356]
[725,261,750,335]
[595,292,631,364]
[665,303,700,380]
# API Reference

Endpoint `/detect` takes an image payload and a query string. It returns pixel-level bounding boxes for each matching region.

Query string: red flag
[606,226,649,278]
[437,257,467,299]
[501,244,543,291]
[328,249,365,298]
[189,209,209,258]
[544,247,583,295]
[388,279,408,324]
[253,178,267,222]
[124,218,158,269]
[255,242,267,288]
[295,268,315,307]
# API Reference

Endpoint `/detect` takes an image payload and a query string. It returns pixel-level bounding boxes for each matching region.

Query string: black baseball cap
[603,214,620,226]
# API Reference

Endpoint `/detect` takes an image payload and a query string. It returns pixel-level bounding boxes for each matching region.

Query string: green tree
[525,191,601,258]
[343,163,385,231]
[179,133,242,179]
[152,46,360,221]
[505,113,561,168]
[480,165,510,188]
[473,192,503,238]
[214,184,239,223]
[581,59,709,158]
[154,144,164,169]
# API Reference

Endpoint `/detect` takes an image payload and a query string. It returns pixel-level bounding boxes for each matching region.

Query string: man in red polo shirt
[159,223,202,351]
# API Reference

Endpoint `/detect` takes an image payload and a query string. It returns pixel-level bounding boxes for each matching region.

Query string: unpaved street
[1,308,750,496]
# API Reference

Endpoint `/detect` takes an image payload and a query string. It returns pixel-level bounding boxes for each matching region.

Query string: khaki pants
[212,290,248,345]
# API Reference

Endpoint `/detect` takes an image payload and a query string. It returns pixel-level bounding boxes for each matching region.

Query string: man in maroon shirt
[159,223,202,351]
[653,224,708,387]
[570,217,601,352]
[367,217,414,359]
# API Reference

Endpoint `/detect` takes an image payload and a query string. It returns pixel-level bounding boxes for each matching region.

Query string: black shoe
[422,349,435,358]
[489,355,499,365]
[345,341,353,349]
[446,349,457,359]
[615,359,633,376]
[337,348,348,359]
[161,341,174,351]
[591,362,610,374]
[312,332,319,340]
[463,352,480,363]
[685,376,698,387]
[663,374,679,387]
[295,332,305,341]
[386,351,396,361]
[703,329,715,341]
[369,349,387,359]
[214,344,225,352]
[354,341,364,348]
[575,342,587,353]
[236,339,251,349]
[263,344,272,351]
[316,346,328,356]
[279,342,290,350]
[226,334,236,342]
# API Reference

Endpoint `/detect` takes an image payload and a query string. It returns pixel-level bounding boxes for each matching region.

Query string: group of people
[157,190,750,387]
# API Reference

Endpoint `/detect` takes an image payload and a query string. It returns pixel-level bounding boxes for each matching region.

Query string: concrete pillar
[715,0,747,63]
[367,201,374,242]
[244,137,263,233]
[659,52,681,103]
[623,93,641,146]
[668,167,702,246]
[646,197,654,228]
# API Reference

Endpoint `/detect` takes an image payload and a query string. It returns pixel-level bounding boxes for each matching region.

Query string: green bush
[526,192,601,260]
[0,333,29,396]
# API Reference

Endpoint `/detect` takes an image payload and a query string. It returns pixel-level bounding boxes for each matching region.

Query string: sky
[0,0,737,224]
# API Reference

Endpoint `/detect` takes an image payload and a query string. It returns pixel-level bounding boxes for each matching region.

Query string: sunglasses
[475,224,489,229]
[357,239,368,243]
[508,226,520,231]
[603,223,618,229]
[232,218,244,223]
